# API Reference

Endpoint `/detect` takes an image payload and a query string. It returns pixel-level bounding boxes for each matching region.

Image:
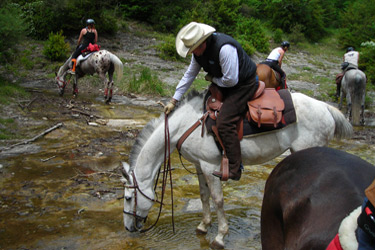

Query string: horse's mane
[129,90,205,169]
[57,56,72,76]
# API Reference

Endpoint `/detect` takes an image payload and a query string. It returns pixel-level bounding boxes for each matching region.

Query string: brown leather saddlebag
[247,88,285,128]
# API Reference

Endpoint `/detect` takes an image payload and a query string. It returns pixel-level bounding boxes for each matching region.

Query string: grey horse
[339,69,366,125]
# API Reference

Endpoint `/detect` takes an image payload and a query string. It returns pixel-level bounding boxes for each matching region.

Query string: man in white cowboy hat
[164,21,258,181]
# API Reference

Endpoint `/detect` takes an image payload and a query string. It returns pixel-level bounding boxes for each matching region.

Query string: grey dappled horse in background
[261,147,375,249]
[121,91,352,249]
[55,50,123,103]
[339,69,366,125]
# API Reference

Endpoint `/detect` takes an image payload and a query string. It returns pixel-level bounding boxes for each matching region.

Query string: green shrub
[273,28,283,44]
[288,24,307,45]
[234,16,269,54]
[156,34,181,61]
[43,31,70,61]
[99,9,118,36]
[359,41,375,84]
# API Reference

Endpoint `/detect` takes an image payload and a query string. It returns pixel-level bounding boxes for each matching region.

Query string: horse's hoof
[195,228,208,235]
[210,240,224,249]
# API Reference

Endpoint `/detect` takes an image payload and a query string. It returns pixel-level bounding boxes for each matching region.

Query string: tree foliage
[338,0,375,49]
[0,2,26,53]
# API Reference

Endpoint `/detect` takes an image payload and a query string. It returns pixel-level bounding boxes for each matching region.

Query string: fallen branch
[0,123,63,152]
[71,108,103,119]
[40,155,57,162]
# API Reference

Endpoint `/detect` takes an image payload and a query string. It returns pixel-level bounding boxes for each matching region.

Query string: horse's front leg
[196,165,212,234]
[200,162,228,249]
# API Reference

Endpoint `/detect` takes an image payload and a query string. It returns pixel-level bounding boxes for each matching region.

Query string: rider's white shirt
[267,47,282,61]
[172,44,239,101]
[344,51,359,66]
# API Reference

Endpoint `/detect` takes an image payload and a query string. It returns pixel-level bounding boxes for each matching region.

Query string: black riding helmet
[86,19,95,25]
[347,47,354,52]
[281,41,290,49]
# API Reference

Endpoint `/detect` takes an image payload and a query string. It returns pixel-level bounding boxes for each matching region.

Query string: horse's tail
[327,105,353,139]
[109,53,123,82]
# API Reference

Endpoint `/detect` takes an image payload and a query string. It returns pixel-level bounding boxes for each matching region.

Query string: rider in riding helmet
[335,46,360,98]
[263,41,290,89]
[68,18,98,74]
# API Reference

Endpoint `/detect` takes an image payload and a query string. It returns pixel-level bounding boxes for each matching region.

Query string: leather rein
[123,114,175,233]
[56,75,70,90]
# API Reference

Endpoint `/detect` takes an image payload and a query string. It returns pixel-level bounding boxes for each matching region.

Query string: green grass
[0,77,29,104]
[118,66,173,96]
[0,118,15,139]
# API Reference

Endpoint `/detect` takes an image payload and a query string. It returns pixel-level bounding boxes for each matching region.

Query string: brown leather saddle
[176,82,296,181]
[202,81,294,181]
[205,81,287,141]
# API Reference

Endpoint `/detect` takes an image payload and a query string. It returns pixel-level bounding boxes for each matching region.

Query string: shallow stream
[1,91,374,250]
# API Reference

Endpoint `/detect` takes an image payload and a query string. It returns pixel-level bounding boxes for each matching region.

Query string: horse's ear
[120,161,131,182]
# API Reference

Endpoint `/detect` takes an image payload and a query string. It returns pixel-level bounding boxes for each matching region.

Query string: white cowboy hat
[175,22,216,58]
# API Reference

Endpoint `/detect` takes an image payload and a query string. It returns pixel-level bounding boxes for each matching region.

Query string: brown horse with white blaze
[261,146,375,250]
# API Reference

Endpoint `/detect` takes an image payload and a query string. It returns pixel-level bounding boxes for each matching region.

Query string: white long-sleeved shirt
[172,44,239,101]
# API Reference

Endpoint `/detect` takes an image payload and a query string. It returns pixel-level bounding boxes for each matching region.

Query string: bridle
[123,170,162,227]
[55,75,70,90]
[123,114,175,233]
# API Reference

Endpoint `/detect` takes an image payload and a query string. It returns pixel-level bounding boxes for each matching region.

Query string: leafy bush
[43,31,70,61]
[359,41,375,84]
[234,16,269,54]
[273,29,283,44]
[288,24,307,45]
[155,34,181,61]
[21,1,57,39]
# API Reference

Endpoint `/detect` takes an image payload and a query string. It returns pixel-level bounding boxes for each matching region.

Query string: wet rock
[0,144,41,159]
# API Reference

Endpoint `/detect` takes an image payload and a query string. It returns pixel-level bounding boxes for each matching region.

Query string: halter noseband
[123,171,162,230]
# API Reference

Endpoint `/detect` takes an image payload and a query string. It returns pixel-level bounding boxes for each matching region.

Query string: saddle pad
[76,53,94,66]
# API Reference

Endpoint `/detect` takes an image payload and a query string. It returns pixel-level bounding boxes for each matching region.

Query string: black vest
[194,32,256,85]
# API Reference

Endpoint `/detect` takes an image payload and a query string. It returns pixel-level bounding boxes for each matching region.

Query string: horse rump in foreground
[256,63,284,89]
[339,68,366,125]
[55,50,123,103]
[261,146,375,250]
[121,91,352,249]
